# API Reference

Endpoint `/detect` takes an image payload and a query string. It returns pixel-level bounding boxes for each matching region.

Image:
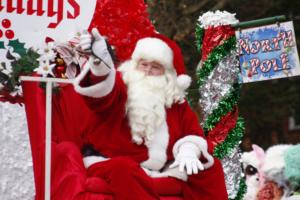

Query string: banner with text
[0,0,96,66]
[236,21,300,83]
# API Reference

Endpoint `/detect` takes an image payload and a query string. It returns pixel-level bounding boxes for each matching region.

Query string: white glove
[79,28,114,76]
[169,142,204,175]
[90,28,114,68]
[79,30,93,52]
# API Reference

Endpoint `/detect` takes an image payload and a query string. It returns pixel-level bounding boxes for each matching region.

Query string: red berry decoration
[5,30,14,39]
[45,37,54,44]
[0,29,3,38]
[2,19,11,29]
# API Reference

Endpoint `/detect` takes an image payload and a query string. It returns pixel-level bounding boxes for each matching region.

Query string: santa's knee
[55,141,81,160]
[109,157,141,177]
[188,158,225,180]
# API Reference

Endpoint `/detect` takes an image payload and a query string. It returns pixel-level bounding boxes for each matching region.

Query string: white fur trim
[173,135,214,169]
[73,61,116,98]
[83,156,109,168]
[142,167,188,181]
[243,175,260,200]
[177,74,191,90]
[141,120,169,171]
[132,37,173,70]
[161,166,188,181]
[117,60,135,75]
[263,144,292,173]
[198,10,239,29]
[241,152,261,170]
[89,57,112,76]
[262,144,292,186]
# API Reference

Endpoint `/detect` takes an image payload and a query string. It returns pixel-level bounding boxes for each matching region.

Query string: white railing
[20,76,74,200]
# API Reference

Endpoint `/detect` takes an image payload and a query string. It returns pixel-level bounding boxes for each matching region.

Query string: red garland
[89,0,156,63]
[201,25,235,62]
[0,90,24,105]
[207,106,239,148]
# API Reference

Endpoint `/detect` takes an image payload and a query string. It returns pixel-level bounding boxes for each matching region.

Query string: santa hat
[131,34,192,90]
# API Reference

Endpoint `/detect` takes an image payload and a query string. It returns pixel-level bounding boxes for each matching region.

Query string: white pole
[45,81,52,200]
[20,76,74,200]
[20,76,74,84]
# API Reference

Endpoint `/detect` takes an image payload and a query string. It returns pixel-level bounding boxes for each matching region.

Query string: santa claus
[71,28,228,200]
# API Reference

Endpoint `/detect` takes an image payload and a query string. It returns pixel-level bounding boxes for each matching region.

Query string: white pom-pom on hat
[177,74,191,90]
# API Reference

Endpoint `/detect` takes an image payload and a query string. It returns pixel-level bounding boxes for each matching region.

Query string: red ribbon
[0,90,24,105]
[207,106,239,148]
[201,25,235,62]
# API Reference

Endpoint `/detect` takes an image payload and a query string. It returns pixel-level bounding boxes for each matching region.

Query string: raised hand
[79,30,92,52]
[90,28,114,69]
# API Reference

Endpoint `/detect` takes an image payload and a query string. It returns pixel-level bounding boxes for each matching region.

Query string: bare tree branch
[211,0,229,10]
[182,0,210,15]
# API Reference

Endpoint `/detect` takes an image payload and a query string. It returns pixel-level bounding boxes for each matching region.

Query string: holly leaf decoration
[8,39,26,56]
[0,41,5,49]
[5,48,40,91]
[11,48,39,76]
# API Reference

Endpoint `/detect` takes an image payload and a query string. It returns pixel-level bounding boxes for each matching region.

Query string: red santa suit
[67,34,228,200]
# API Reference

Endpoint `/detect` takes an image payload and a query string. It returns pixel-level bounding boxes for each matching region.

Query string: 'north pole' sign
[236,21,300,83]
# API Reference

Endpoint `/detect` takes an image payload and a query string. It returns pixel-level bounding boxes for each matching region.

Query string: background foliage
[145,0,300,150]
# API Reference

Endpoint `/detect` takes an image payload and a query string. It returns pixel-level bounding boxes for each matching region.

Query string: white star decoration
[35,42,57,77]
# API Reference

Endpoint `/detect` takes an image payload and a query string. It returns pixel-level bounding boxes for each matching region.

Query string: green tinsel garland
[203,83,240,132]
[214,117,245,159]
[4,48,39,92]
[230,178,247,200]
[197,36,236,87]
[195,24,204,53]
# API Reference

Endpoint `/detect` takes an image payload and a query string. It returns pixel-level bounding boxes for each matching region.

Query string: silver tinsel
[198,49,242,199]
[199,50,240,125]
[221,146,243,199]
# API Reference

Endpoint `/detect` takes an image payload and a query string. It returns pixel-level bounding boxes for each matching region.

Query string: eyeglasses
[136,60,165,76]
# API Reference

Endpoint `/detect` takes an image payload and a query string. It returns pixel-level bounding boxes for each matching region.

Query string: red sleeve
[180,101,204,137]
[78,71,127,113]
[179,101,214,154]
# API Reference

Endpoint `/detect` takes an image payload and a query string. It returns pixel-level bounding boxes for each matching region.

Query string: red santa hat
[131,33,192,90]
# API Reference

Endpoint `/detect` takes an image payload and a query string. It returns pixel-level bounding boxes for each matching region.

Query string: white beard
[126,69,167,145]
[118,61,185,145]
